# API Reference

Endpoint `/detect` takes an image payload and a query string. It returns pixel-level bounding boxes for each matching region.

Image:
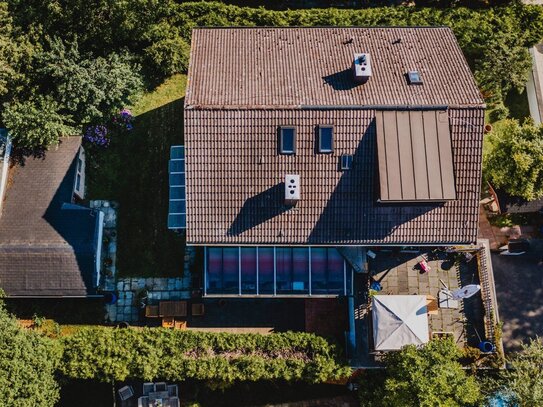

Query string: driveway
[492,239,543,352]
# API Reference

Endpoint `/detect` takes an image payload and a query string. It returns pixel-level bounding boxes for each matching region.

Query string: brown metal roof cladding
[185,27,484,109]
[185,108,484,245]
[376,110,456,202]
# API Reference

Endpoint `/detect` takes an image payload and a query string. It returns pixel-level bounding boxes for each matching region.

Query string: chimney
[352,53,371,84]
[285,174,300,205]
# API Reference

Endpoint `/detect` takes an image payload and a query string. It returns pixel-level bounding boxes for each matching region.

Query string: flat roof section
[376,110,456,202]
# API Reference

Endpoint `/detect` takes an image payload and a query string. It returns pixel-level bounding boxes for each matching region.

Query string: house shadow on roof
[228,182,288,236]
[308,121,442,243]
[322,68,358,91]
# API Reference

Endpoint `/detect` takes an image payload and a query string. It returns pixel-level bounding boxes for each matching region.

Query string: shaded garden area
[86,76,186,277]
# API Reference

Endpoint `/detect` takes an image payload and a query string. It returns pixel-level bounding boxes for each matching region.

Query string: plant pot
[484,124,492,134]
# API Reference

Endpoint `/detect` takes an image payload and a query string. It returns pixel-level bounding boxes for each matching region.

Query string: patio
[351,244,498,367]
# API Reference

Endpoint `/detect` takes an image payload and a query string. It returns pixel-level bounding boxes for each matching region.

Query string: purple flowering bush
[83,108,135,149]
[114,108,134,131]
[84,124,109,147]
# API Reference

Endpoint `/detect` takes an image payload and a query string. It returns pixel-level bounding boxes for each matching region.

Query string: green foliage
[0,303,60,406]
[59,328,351,385]
[502,338,543,407]
[484,119,543,200]
[2,95,76,147]
[360,338,481,407]
[35,37,143,124]
[0,1,542,148]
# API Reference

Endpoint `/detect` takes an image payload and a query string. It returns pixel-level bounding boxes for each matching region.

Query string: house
[170,27,485,298]
[0,136,104,297]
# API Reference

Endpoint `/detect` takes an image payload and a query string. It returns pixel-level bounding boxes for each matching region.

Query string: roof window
[407,70,423,85]
[318,125,334,153]
[279,127,296,154]
[340,154,353,171]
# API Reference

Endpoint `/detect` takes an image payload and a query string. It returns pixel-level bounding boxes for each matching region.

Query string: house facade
[170,27,485,297]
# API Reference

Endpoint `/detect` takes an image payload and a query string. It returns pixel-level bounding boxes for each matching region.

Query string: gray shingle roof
[186,27,484,109]
[0,137,100,297]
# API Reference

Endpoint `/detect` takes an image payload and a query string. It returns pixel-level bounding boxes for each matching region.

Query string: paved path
[491,240,543,352]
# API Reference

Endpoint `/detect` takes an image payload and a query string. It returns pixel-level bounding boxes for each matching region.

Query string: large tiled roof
[186,27,484,109]
[185,108,484,245]
[0,137,99,297]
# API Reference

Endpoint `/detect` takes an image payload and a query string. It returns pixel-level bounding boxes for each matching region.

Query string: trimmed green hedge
[59,328,351,384]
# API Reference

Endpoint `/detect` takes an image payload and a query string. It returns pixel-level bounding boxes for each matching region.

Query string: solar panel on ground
[168,145,186,229]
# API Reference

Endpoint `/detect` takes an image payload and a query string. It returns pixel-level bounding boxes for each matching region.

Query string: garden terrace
[351,243,499,367]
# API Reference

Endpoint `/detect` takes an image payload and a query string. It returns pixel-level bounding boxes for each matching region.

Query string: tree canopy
[0,1,541,148]
[359,338,481,407]
[0,303,60,407]
[484,119,543,201]
[500,338,543,407]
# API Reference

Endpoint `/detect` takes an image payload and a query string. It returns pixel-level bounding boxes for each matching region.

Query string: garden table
[159,301,187,317]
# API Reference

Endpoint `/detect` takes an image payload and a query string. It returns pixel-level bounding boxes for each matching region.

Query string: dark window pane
[326,248,344,294]
[170,186,185,200]
[281,127,295,154]
[258,247,274,294]
[241,248,257,294]
[292,248,309,293]
[223,248,239,294]
[207,248,223,294]
[341,155,353,170]
[319,126,333,152]
[276,247,293,294]
[311,248,327,294]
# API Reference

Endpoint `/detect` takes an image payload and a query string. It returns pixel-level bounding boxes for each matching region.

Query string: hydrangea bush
[83,124,109,147]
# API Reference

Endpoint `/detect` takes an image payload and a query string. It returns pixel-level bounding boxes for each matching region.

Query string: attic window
[280,127,296,154]
[340,154,353,170]
[318,125,334,153]
[407,71,423,85]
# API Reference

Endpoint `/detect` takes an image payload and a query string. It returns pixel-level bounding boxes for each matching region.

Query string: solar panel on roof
[168,145,186,229]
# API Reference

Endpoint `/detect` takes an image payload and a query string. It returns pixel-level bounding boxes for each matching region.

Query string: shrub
[59,328,351,386]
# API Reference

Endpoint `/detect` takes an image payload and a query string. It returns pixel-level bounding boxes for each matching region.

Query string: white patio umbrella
[451,284,481,300]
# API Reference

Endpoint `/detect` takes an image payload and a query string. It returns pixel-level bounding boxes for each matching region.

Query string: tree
[35,37,143,125]
[377,338,481,407]
[2,95,76,148]
[484,119,543,201]
[0,302,60,406]
[501,338,543,407]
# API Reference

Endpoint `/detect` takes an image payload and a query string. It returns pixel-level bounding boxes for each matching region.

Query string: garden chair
[117,385,134,401]
[167,384,178,397]
[143,382,155,396]
[155,382,167,392]
[161,317,174,328]
[137,396,149,407]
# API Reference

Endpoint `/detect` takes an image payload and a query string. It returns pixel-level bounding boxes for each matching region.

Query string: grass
[86,75,187,277]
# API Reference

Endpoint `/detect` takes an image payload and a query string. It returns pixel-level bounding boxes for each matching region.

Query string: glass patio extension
[204,247,353,297]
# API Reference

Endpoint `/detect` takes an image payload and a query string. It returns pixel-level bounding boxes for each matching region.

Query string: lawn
[86,74,187,277]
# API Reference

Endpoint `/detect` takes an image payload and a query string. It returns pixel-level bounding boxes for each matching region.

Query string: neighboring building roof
[375,110,456,202]
[495,188,543,214]
[186,27,484,109]
[184,27,485,246]
[0,137,100,297]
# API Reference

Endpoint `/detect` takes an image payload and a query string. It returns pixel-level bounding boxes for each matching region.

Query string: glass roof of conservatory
[204,246,353,297]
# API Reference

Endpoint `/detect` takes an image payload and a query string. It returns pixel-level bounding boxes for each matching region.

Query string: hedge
[59,328,351,384]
